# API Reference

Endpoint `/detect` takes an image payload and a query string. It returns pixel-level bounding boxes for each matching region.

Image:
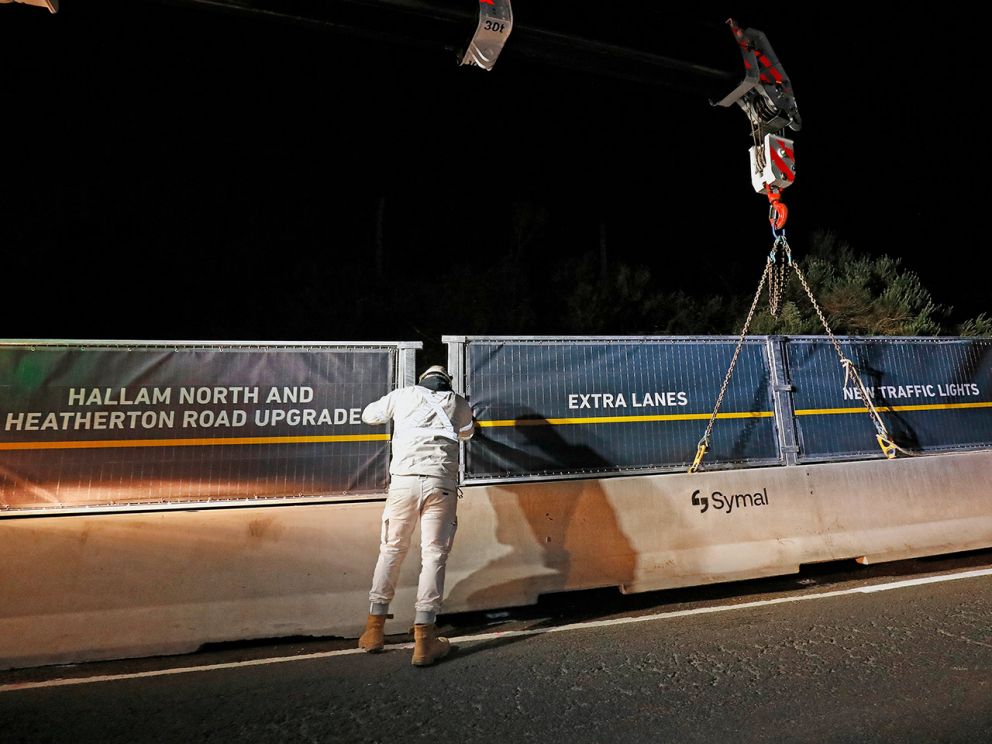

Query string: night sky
[2,2,987,352]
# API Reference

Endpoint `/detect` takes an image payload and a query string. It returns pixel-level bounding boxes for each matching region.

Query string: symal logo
[691,488,769,515]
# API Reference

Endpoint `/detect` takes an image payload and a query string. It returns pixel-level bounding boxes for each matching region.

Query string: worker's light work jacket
[361,385,475,484]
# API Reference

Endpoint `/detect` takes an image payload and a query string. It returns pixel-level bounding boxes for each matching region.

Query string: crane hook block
[751,133,796,195]
[713,18,801,138]
[460,0,513,71]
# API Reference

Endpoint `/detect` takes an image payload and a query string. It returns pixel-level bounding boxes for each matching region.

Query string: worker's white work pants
[368,475,458,615]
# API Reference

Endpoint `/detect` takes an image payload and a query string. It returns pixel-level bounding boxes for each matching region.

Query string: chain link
[691,234,908,473]
[790,254,903,457]
[689,259,772,473]
[767,235,789,317]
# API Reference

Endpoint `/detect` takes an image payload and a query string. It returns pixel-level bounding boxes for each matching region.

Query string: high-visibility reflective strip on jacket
[361,385,475,482]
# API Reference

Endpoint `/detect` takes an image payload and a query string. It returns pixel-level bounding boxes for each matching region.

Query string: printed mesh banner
[787,338,992,460]
[0,344,395,510]
[462,338,780,480]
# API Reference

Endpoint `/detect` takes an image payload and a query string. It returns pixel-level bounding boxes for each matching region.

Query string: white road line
[3,566,991,693]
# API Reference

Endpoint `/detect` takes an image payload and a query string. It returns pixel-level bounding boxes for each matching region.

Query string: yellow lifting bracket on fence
[688,235,903,473]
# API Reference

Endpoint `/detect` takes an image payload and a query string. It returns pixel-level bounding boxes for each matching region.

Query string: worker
[357,364,476,666]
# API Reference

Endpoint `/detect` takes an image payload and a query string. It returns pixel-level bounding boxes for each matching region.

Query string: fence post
[443,336,468,484]
[443,336,467,395]
[767,335,800,466]
[397,342,421,388]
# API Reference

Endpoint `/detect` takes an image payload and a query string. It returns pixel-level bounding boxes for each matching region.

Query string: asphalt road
[3,551,991,744]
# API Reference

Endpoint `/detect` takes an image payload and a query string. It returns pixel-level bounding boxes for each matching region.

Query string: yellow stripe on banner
[796,401,992,416]
[479,411,773,428]
[0,434,391,452]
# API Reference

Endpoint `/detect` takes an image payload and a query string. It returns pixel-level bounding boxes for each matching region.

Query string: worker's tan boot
[358,614,387,652]
[411,623,450,667]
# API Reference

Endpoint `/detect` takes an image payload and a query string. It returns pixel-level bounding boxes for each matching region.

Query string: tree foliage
[550,253,741,336]
[742,231,951,336]
[552,252,660,334]
[362,208,986,344]
[958,313,992,337]
[552,232,973,339]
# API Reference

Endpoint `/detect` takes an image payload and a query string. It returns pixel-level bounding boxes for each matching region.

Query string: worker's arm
[454,398,476,441]
[361,390,396,425]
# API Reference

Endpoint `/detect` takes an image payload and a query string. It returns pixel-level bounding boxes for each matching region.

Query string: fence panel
[786,337,992,461]
[0,341,417,511]
[449,336,781,482]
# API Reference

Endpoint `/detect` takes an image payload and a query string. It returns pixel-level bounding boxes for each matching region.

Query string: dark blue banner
[787,338,992,460]
[463,339,780,480]
[0,344,396,510]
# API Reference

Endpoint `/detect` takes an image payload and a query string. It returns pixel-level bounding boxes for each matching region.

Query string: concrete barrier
[2,450,991,670]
